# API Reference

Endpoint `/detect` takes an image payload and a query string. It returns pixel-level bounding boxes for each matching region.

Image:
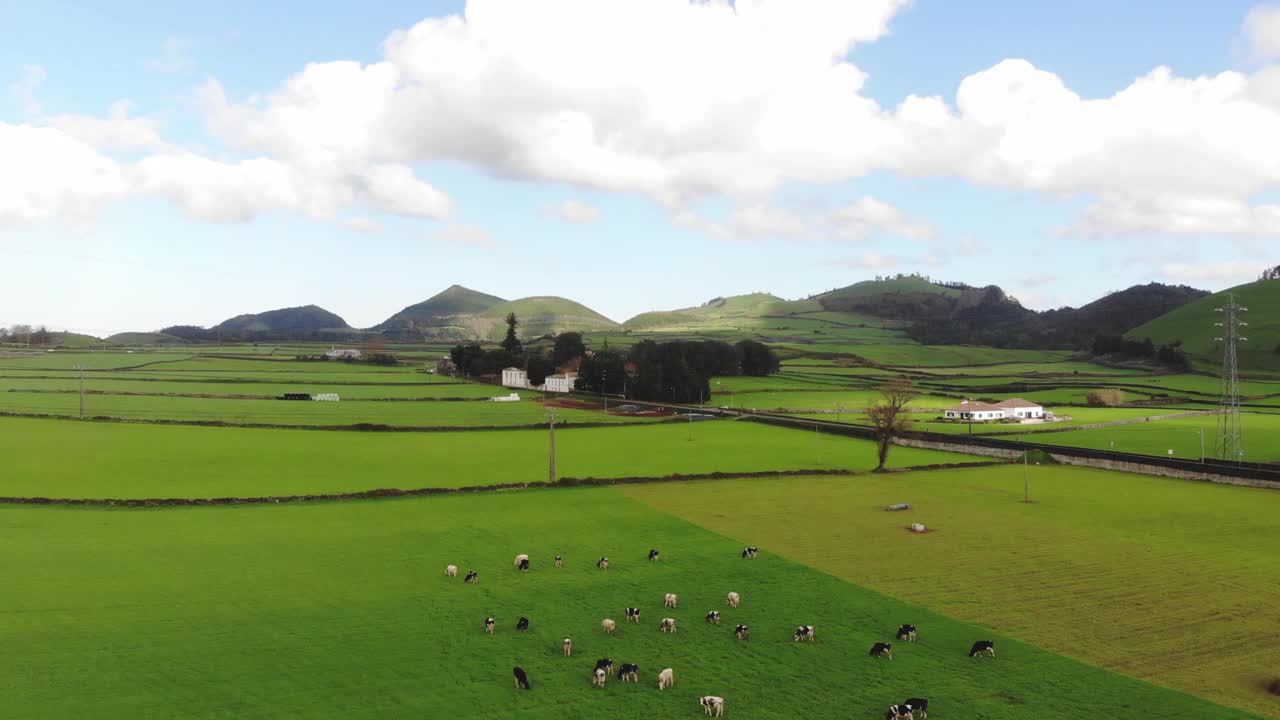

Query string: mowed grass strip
[0,417,971,499]
[620,466,1280,718]
[0,490,1259,719]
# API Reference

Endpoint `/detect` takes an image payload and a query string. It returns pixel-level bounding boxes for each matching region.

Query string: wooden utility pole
[76,364,85,419]
[547,411,558,484]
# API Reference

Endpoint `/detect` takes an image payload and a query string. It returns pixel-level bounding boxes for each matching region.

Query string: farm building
[944,398,1046,422]
[502,367,578,393]
[325,347,362,360]
[502,367,529,389]
[542,373,578,393]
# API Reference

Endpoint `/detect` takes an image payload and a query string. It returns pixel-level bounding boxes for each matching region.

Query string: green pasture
[0,489,1259,719]
[842,345,1074,367]
[0,418,972,499]
[623,465,1280,719]
[728,389,954,413]
[904,407,1208,434]
[0,375,497,399]
[1033,412,1280,461]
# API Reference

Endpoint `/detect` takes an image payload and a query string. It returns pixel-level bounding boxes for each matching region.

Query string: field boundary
[0,461,1006,507]
[0,410,679,432]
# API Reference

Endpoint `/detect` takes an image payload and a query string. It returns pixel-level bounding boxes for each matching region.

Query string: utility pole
[1213,294,1247,462]
[547,410,558,484]
[76,364,85,419]
[1198,427,1205,463]
[1023,450,1029,503]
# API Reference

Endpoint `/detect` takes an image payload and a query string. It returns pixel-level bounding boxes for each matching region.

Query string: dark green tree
[552,332,586,368]
[525,352,555,386]
[500,313,523,354]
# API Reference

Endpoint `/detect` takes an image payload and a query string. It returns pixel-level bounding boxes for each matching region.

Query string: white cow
[664,593,678,608]
[657,667,675,690]
[660,617,678,633]
[725,591,740,608]
[601,618,617,634]
[514,553,529,569]
[445,564,458,577]
[700,696,725,717]
[563,638,573,656]
[592,668,607,688]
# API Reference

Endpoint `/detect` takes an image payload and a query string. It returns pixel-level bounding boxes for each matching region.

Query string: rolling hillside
[217,305,351,333]
[105,332,188,346]
[1128,279,1280,370]
[624,293,821,331]
[377,286,617,341]
[375,285,507,339]
[478,296,619,339]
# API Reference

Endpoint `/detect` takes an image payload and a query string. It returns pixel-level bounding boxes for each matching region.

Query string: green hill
[624,293,821,331]
[478,296,619,339]
[217,305,350,333]
[1128,279,1280,371]
[47,332,105,348]
[376,285,507,339]
[377,286,617,341]
[105,332,188,346]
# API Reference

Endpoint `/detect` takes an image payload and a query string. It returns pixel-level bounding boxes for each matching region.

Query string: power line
[1213,293,1247,462]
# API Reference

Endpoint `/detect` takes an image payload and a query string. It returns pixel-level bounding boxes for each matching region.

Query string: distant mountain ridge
[375,286,619,341]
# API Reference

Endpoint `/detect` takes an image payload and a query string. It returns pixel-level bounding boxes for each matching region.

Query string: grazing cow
[555,554,563,568]
[660,617,678,633]
[592,668,607,688]
[563,638,573,656]
[904,698,929,719]
[514,553,529,570]
[657,667,675,690]
[513,666,531,690]
[648,548,661,562]
[885,704,912,720]
[741,546,758,559]
[516,617,529,632]
[699,696,725,717]
[625,607,641,623]
[794,625,815,642]
[484,617,495,635]
[735,624,750,641]
[594,658,614,674]
[617,663,639,682]
[726,591,740,608]
[869,642,893,660]
[445,564,458,577]
[464,570,479,584]
[518,558,530,572]
[968,640,996,658]
[597,557,609,570]
[664,593,678,608]
[601,618,617,634]
[896,624,917,643]
[705,611,721,624]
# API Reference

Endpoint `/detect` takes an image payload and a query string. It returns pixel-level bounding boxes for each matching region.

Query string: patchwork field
[0,489,1260,719]
[622,466,1280,719]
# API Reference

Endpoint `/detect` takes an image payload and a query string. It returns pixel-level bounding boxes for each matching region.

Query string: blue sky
[2,0,1278,335]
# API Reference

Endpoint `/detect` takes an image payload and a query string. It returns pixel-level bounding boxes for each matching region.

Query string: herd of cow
[449,546,996,719]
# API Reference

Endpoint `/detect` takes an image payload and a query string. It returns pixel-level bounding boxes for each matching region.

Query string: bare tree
[866,378,919,472]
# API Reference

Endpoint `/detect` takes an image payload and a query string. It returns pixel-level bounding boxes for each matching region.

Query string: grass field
[1031,412,1280,461]
[622,466,1280,719]
[0,489,1259,719]
[0,417,973,499]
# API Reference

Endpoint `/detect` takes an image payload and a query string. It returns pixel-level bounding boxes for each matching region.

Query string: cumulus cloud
[548,199,601,223]
[1244,5,1280,62]
[0,123,130,223]
[676,195,935,243]
[9,65,45,115]
[49,101,176,153]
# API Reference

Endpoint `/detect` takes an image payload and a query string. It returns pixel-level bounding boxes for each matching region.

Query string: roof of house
[947,401,1005,413]
[994,398,1042,409]
[503,366,524,372]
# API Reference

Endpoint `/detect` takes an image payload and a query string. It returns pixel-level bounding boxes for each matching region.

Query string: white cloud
[1244,5,1280,62]
[358,164,452,219]
[134,153,349,222]
[342,217,383,233]
[49,101,175,153]
[0,123,130,223]
[429,222,495,246]
[676,195,935,243]
[549,199,601,223]
[9,65,46,115]
[1159,260,1261,285]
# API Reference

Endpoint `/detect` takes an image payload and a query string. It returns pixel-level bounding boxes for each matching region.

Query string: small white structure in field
[502,367,530,389]
[492,393,521,402]
[325,347,362,360]
[995,398,1045,419]
[945,398,1045,422]
[313,393,340,402]
[542,372,578,393]
[910,523,927,533]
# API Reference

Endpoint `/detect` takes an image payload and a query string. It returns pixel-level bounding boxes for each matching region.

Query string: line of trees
[1090,335,1189,370]
[0,325,52,346]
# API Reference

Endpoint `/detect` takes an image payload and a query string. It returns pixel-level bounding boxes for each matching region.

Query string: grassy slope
[622,466,1280,719]
[104,332,189,346]
[623,293,822,330]
[1129,279,1280,370]
[479,297,620,339]
[0,489,1258,719]
[816,276,963,302]
[0,418,972,499]
[1029,412,1280,461]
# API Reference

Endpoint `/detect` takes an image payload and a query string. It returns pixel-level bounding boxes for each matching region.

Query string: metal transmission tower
[1213,293,1248,462]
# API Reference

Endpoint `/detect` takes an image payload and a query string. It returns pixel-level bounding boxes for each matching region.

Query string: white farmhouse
[542,372,578,393]
[944,398,1046,422]
[995,398,1044,419]
[502,367,530,389]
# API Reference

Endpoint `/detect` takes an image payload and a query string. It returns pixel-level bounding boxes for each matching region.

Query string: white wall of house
[542,374,577,393]
[502,368,529,389]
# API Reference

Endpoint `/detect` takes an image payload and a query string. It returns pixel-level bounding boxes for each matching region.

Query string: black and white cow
[968,640,996,658]
[617,663,639,682]
[699,696,725,717]
[705,611,721,624]
[659,617,678,633]
[516,617,529,632]
[903,698,929,719]
[597,557,610,570]
[464,570,479,584]
[885,704,911,720]
[869,642,893,660]
[592,668,607,688]
[794,625,815,642]
[625,607,641,623]
[735,624,750,641]
[513,666,531,690]
[518,558,530,572]
[594,658,614,674]
[741,546,759,559]
[896,624,917,642]
[554,554,563,568]
[484,617,495,635]
[648,548,661,562]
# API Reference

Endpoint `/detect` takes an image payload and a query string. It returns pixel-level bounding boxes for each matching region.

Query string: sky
[3,0,1280,336]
